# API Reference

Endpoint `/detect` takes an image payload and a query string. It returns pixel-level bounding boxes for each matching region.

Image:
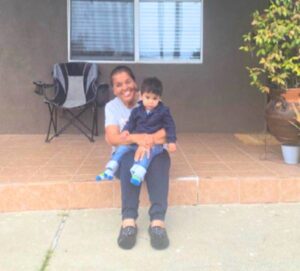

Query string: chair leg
[54,107,58,136]
[57,107,95,142]
[60,108,89,132]
[91,103,97,139]
[94,105,99,137]
[48,104,98,143]
[46,104,57,142]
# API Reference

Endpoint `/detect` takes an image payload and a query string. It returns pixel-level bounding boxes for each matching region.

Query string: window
[68,0,203,63]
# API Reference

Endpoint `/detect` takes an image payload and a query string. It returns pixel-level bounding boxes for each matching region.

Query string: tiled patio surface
[0,133,300,212]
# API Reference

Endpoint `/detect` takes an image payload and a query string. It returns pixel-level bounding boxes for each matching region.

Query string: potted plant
[240,0,300,147]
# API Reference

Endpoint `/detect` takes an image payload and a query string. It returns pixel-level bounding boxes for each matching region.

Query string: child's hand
[168,143,177,152]
[120,130,130,140]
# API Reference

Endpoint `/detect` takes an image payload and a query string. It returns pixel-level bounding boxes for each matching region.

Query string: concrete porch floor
[0,133,300,212]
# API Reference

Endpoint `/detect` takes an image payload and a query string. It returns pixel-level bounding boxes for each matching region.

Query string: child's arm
[122,108,137,133]
[167,142,177,152]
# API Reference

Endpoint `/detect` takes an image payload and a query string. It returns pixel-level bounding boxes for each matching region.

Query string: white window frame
[67,0,203,64]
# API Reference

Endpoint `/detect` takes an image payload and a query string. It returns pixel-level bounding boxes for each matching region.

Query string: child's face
[141,92,160,111]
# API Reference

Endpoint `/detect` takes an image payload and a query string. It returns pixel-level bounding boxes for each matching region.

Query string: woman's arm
[105,125,167,161]
[105,125,163,146]
[106,125,166,146]
[152,128,167,144]
[105,125,133,146]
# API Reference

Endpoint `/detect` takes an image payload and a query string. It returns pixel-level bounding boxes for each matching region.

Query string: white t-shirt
[105,97,138,131]
[105,96,166,151]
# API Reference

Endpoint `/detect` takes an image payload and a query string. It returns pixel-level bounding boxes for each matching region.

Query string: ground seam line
[177,142,199,182]
[39,213,69,271]
[50,214,68,251]
[73,143,96,178]
[231,139,280,176]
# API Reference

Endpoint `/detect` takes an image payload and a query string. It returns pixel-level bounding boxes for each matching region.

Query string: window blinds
[70,0,134,61]
[139,0,202,61]
[69,0,202,62]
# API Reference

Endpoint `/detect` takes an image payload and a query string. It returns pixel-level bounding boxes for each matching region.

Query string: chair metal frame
[33,63,109,142]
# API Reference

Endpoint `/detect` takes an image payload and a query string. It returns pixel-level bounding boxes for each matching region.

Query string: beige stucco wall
[0,0,268,134]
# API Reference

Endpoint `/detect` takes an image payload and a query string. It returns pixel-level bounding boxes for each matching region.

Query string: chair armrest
[33,81,54,96]
[95,83,110,107]
[33,81,57,104]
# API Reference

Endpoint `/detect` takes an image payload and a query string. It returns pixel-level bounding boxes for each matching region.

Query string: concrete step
[0,178,198,212]
[0,134,300,212]
[1,176,300,212]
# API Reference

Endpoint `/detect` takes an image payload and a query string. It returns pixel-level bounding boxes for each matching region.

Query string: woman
[104,66,171,250]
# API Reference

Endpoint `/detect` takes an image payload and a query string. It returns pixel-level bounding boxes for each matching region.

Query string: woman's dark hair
[141,77,163,97]
[110,65,136,86]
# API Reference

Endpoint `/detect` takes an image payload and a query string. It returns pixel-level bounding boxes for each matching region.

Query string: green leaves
[240,0,300,92]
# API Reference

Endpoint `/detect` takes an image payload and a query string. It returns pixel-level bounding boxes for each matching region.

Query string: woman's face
[112,71,138,107]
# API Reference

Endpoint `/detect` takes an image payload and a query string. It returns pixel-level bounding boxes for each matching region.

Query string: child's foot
[96,170,113,181]
[130,164,139,175]
[130,175,142,186]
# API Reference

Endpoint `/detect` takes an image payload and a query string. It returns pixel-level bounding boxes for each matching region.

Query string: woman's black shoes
[148,226,169,250]
[117,225,169,250]
[117,226,138,249]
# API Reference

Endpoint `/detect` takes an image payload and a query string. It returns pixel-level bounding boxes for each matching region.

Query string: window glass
[70,0,134,61]
[139,0,202,61]
[69,0,202,62]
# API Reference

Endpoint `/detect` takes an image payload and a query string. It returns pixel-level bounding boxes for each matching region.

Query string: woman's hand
[144,134,154,148]
[134,145,150,161]
[133,134,154,161]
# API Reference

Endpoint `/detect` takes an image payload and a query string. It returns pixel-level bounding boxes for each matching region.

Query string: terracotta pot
[265,88,300,145]
[281,88,300,102]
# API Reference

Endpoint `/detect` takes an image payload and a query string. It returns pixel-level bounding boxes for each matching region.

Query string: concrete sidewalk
[1,204,300,271]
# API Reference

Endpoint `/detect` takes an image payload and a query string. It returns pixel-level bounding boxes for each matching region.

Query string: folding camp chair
[33,62,109,142]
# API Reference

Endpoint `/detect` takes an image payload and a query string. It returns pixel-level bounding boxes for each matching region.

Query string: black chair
[33,62,109,142]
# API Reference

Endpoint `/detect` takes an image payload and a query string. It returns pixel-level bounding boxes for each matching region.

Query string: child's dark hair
[141,77,163,96]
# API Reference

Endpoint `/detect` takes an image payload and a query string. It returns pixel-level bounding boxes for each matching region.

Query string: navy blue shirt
[123,101,177,143]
